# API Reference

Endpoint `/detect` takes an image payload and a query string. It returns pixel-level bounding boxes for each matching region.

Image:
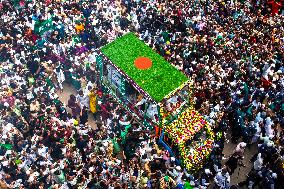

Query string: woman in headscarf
[79,106,88,125]
[67,94,81,118]
[225,153,242,175]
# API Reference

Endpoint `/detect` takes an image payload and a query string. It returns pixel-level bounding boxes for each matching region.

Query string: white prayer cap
[89,167,94,172]
[103,141,108,147]
[267,141,274,147]
[239,142,246,148]
[205,169,212,174]
[175,166,181,171]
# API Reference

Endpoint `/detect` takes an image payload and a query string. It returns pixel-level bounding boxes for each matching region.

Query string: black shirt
[27,61,39,74]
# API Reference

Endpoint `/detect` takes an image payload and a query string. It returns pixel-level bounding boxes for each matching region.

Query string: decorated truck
[96,33,215,172]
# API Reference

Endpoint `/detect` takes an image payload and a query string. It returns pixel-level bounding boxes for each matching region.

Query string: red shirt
[261,77,272,89]
[268,1,282,15]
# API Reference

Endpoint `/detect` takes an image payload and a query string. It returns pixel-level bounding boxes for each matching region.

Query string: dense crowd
[0,0,283,188]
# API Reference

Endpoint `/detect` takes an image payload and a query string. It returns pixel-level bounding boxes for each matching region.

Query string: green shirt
[111,138,121,154]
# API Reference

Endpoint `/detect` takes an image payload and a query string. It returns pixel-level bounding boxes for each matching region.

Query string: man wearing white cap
[234,142,247,158]
[214,169,230,189]
[168,165,183,183]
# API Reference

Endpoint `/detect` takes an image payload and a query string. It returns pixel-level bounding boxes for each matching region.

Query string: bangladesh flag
[101,33,188,102]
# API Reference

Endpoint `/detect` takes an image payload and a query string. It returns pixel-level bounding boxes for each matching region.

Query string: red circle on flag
[134,57,152,70]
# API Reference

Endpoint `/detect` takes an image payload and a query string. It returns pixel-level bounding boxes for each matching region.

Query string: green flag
[34,18,53,35]
[0,143,13,150]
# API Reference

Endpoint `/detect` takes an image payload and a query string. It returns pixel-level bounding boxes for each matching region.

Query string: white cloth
[265,125,275,138]
[146,104,158,118]
[76,94,89,108]
[253,154,263,171]
[38,146,48,157]
[214,172,230,188]
[55,69,65,83]
[254,112,263,123]
[136,98,146,106]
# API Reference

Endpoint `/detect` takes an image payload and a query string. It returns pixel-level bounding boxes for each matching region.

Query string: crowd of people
[0,0,283,188]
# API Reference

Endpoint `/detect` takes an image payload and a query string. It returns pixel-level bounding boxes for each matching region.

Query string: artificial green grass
[100,33,189,102]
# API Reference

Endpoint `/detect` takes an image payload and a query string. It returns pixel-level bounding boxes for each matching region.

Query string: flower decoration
[164,108,215,172]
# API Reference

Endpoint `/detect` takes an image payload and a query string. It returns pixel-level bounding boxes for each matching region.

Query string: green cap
[15,159,22,165]
[184,181,193,189]
[164,176,169,182]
